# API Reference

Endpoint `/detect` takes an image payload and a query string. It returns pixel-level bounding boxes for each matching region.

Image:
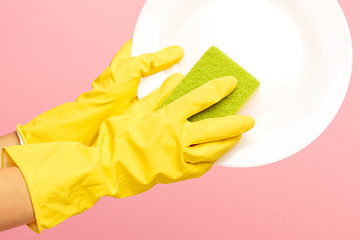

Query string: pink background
[0,0,359,239]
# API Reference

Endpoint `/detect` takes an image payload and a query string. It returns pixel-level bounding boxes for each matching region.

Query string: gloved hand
[16,40,184,146]
[2,75,255,233]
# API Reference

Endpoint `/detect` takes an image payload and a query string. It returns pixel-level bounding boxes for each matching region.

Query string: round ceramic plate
[132,0,352,168]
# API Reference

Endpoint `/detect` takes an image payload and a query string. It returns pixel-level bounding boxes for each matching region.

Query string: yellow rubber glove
[16,40,184,146]
[2,75,255,233]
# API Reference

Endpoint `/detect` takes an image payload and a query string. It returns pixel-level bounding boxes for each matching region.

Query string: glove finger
[163,76,237,120]
[134,46,184,77]
[180,162,215,181]
[183,115,255,146]
[185,136,241,164]
[111,39,133,65]
[127,73,184,113]
[110,46,184,99]
[115,45,184,78]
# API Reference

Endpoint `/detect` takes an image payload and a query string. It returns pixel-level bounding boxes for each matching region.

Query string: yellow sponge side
[159,46,260,122]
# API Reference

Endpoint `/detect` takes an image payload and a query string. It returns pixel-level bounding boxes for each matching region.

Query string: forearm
[0,132,21,168]
[0,132,20,149]
[0,132,35,231]
[0,167,35,231]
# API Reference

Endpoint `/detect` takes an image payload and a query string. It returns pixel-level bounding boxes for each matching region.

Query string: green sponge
[159,46,260,122]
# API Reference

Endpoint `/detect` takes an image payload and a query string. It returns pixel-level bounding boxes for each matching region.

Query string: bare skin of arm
[0,132,35,231]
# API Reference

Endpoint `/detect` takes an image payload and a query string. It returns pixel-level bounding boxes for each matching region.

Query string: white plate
[132,0,352,168]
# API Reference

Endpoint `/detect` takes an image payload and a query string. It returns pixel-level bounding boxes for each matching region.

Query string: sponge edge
[159,46,260,122]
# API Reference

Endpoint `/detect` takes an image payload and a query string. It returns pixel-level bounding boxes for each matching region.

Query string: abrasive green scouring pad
[159,46,260,122]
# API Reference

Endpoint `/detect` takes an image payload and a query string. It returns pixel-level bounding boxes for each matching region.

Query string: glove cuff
[16,124,28,145]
